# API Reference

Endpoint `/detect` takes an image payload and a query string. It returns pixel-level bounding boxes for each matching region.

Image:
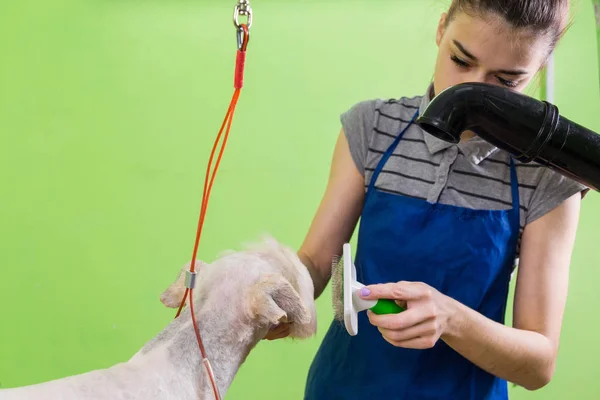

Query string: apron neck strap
[366,110,521,230]
[508,157,520,227]
[367,109,420,193]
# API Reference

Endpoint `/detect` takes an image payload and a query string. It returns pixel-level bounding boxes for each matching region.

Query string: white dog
[0,236,317,399]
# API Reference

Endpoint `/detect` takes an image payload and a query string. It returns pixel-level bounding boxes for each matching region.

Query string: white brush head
[343,243,377,336]
[331,243,376,336]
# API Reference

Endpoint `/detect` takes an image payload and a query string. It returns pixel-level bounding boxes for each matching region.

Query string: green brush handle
[370,299,405,315]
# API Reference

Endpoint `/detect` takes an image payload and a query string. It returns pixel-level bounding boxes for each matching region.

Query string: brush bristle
[331,254,344,321]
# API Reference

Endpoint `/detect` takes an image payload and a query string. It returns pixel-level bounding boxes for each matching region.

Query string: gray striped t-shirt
[342,84,587,257]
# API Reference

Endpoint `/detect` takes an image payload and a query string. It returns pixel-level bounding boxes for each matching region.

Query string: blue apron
[304,110,520,400]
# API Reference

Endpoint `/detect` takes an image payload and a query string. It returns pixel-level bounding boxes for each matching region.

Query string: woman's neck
[460,130,477,142]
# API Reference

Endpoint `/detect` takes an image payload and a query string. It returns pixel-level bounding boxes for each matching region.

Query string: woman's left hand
[359,281,456,349]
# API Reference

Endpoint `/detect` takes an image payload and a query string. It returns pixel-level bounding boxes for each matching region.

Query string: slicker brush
[330,243,405,336]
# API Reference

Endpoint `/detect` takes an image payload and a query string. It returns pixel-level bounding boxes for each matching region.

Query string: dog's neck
[132,304,268,399]
[0,305,268,400]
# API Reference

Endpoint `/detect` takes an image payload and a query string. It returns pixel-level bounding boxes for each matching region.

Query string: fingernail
[360,287,371,297]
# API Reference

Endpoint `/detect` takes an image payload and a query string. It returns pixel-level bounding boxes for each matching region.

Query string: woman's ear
[436,13,448,47]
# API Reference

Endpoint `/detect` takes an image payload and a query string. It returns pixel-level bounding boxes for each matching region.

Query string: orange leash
[173,3,252,399]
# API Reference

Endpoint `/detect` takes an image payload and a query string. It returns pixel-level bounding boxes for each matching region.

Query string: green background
[1,0,599,398]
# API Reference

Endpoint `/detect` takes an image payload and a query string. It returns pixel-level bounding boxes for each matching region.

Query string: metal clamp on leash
[236,25,249,50]
[185,270,197,289]
[232,0,250,88]
[233,0,252,30]
[234,0,252,51]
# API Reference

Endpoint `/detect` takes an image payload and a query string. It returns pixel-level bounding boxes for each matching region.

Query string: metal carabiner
[233,0,252,30]
[236,24,249,51]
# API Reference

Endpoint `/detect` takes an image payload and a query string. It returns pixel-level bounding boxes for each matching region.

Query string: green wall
[1,0,599,398]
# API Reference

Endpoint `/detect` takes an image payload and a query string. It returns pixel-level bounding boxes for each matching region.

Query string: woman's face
[433,10,552,97]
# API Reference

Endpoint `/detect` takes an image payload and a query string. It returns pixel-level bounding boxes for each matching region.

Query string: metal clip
[236,24,250,50]
[233,0,252,30]
[185,270,197,289]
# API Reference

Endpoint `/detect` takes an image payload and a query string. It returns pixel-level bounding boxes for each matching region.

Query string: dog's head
[160,236,317,339]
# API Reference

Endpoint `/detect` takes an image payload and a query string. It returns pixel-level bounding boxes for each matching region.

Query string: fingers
[374,317,438,343]
[382,335,439,349]
[367,301,435,330]
[359,281,445,349]
[360,281,432,302]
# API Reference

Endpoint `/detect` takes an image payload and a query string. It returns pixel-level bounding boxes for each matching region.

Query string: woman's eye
[451,53,519,88]
[497,77,518,88]
[451,55,470,68]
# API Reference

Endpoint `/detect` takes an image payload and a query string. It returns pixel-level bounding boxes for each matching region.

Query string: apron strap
[367,109,419,194]
[508,157,520,227]
[367,109,520,228]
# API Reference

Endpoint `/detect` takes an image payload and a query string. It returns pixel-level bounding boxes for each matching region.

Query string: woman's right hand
[263,323,291,340]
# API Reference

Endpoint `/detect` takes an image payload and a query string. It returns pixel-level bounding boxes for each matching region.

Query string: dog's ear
[248,274,312,327]
[160,260,207,308]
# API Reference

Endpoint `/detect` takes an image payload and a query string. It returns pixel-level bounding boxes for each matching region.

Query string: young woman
[267,0,587,398]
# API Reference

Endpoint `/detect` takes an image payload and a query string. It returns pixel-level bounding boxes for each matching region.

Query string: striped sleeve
[525,167,588,225]
[340,99,381,176]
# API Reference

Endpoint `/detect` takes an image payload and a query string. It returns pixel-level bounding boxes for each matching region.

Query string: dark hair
[446,0,570,53]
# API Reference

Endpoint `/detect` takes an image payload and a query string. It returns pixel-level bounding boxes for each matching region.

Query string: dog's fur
[0,236,317,399]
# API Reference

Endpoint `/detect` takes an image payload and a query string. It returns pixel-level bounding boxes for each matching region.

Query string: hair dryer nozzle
[416,82,600,191]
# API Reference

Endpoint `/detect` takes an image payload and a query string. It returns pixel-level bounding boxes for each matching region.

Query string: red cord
[235,51,246,89]
[234,25,248,89]
[173,23,249,400]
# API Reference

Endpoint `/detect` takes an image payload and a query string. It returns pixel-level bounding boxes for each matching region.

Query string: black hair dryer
[415,82,600,191]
